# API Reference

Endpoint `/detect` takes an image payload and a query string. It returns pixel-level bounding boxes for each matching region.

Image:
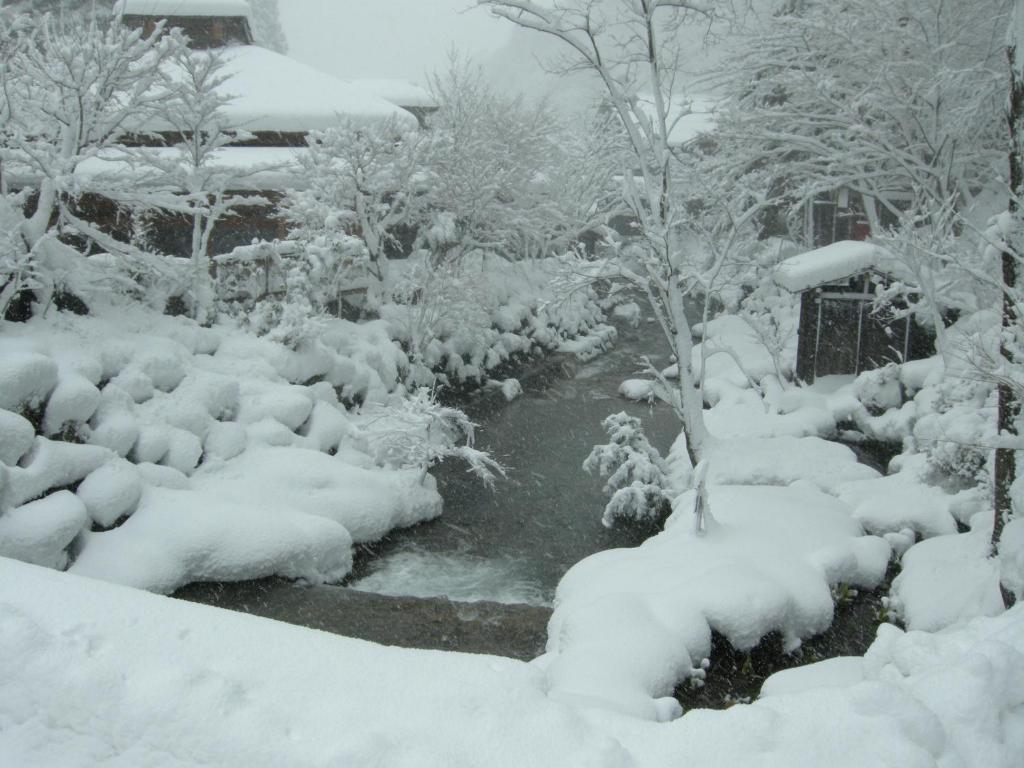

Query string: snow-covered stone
[891,526,1004,631]
[109,366,155,403]
[3,438,112,509]
[162,428,203,475]
[132,424,170,465]
[203,421,248,462]
[88,409,140,458]
[136,462,190,490]
[0,491,89,569]
[135,347,187,392]
[41,373,101,435]
[299,401,352,453]
[0,351,58,411]
[76,459,143,528]
[236,381,314,430]
[0,409,35,466]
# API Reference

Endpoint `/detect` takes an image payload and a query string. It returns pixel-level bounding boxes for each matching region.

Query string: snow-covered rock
[41,372,101,435]
[236,381,314,430]
[203,421,248,462]
[3,438,112,509]
[890,525,1004,631]
[0,351,58,411]
[0,410,35,466]
[0,491,88,568]
[76,459,143,528]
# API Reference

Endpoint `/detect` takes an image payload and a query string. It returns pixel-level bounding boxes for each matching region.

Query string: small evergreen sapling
[584,412,671,528]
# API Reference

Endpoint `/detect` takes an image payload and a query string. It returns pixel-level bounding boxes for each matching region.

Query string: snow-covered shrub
[853,364,904,414]
[281,116,430,290]
[381,256,498,385]
[913,373,995,490]
[358,388,504,486]
[738,242,800,386]
[583,412,671,528]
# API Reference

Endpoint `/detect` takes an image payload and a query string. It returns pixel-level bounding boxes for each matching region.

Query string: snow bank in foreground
[3,557,1023,767]
[544,484,891,720]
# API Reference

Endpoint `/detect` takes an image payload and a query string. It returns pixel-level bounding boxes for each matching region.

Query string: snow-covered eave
[7,147,309,193]
[344,79,439,111]
[114,0,252,18]
[134,46,420,135]
[774,240,895,293]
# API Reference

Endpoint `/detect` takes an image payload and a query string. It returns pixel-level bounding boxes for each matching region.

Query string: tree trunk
[995,4,1024,607]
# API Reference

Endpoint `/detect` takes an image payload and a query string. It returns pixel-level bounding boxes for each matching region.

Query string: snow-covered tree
[584,411,672,528]
[119,47,271,324]
[479,0,749,466]
[716,0,1006,231]
[0,10,182,310]
[994,0,1024,602]
[714,0,1006,352]
[282,117,431,290]
[425,57,562,263]
[248,0,288,54]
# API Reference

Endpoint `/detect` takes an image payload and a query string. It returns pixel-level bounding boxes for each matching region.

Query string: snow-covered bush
[282,116,431,290]
[358,388,504,487]
[583,412,671,528]
[738,242,800,386]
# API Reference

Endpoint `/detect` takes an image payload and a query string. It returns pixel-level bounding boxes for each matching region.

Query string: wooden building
[775,240,934,383]
[103,0,427,260]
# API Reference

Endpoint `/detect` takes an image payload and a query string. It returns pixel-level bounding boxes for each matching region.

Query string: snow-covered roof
[345,79,438,110]
[74,146,307,191]
[115,0,251,17]
[213,47,418,133]
[774,240,889,293]
[125,46,418,135]
[116,0,250,17]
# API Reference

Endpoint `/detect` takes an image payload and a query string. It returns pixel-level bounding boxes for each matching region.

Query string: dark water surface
[347,318,681,606]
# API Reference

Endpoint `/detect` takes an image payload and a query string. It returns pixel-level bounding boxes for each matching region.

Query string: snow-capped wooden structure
[775,240,934,383]
[107,0,420,258]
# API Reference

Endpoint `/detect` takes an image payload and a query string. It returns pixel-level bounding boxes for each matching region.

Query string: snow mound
[705,436,879,495]
[4,438,112,509]
[890,525,1004,631]
[76,459,143,528]
[545,484,891,720]
[838,455,960,538]
[70,483,355,594]
[619,378,658,402]
[0,491,88,569]
[558,324,617,361]
[41,372,101,436]
[0,409,35,466]
[0,350,58,411]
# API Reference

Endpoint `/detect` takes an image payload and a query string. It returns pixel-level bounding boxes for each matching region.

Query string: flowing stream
[175,313,686,658]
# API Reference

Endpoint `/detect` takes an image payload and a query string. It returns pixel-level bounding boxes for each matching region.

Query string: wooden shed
[775,241,935,383]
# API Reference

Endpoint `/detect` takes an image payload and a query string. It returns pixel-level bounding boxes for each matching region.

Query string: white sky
[279,0,514,85]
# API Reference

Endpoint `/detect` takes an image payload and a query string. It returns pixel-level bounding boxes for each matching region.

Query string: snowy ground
[2,556,1022,767]
[4,292,1024,764]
